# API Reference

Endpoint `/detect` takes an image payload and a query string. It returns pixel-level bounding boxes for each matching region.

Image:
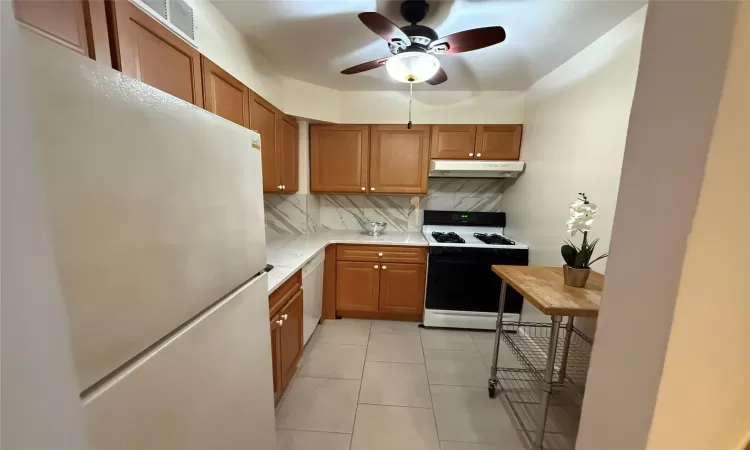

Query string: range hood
[429,160,525,178]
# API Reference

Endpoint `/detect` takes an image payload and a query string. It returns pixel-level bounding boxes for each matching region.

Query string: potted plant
[561,193,609,287]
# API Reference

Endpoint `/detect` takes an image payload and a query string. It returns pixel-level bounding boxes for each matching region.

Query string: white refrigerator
[21,31,276,449]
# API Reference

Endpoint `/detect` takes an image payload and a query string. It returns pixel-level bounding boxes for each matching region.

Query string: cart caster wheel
[488,385,496,398]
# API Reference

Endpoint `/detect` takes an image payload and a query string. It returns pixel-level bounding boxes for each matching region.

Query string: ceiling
[211,0,645,91]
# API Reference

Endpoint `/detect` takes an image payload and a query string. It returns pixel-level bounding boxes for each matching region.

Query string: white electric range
[421,211,529,330]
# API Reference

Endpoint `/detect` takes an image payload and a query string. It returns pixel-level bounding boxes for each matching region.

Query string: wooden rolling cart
[488,266,604,450]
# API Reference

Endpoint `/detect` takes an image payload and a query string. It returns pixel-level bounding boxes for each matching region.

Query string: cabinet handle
[373,265,379,269]
[382,265,387,270]
[277,185,282,190]
[468,153,474,157]
[281,185,286,190]
[476,153,482,157]
[378,252,383,257]
[361,187,366,191]
[281,313,288,320]
[370,187,375,191]
[276,319,283,326]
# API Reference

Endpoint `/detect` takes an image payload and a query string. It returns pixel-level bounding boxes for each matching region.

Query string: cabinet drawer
[337,245,426,264]
[269,271,301,317]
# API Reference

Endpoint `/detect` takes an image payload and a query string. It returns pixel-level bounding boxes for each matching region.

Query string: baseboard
[336,309,423,322]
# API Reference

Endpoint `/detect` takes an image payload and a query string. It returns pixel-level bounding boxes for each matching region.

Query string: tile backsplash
[421,178,509,212]
[319,194,421,232]
[264,178,511,235]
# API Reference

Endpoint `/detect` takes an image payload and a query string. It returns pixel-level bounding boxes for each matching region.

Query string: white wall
[644,3,749,449]
[576,2,743,449]
[338,90,525,124]
[498,7,646,326]
[283,78,341,123]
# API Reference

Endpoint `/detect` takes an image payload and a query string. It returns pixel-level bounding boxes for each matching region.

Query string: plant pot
[563,265,590,288]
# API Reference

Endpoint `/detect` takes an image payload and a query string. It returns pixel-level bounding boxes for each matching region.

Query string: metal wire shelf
[497,368,583,450]
[499,322,593,389]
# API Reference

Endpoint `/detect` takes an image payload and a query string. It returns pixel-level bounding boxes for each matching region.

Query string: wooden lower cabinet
[279,290,303,390]
[322,245,337,320]
[269,314,282,398]
[336,261,380,312]
[269,275,304,401]
[378,263,426,315]
[335,246,426,319]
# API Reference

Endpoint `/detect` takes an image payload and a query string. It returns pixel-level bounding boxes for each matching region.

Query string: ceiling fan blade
[341,57,390,75]
[430,26,506,54]
[358,12,409,43]
[425,67,447,85]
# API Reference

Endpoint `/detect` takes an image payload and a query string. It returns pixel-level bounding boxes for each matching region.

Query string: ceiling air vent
[141,0,167,19]
[168,0,195,41]
[134,0,196,46]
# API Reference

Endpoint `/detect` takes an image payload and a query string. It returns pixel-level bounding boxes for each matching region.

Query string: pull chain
[407,82,413,129]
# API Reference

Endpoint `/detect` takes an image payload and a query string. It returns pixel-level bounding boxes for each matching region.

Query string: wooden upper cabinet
[110,1,203,107]
[278,290,303,390]
[336,261,380,312]
[475,125,523,160]
[430,125,477,160]
[13,0,111,65]
[250,94,279,193]
[310,125,370,193]
[378,263,426,315]
[252,94,298,194]
[370,125,430,194]
[201,56,249,127]
[278,115,299,193]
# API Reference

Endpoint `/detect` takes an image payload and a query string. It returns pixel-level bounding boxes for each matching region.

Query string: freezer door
[22,32,268,390]
[83,273,275,450]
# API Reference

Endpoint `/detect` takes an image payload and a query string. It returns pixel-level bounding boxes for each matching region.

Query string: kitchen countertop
[491,265,604,317]
[265,230,428,293]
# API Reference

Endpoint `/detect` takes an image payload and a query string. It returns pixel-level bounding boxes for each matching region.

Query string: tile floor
[275,319,528,450]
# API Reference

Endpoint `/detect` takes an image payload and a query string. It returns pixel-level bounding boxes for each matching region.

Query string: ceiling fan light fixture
[385,51,440,83]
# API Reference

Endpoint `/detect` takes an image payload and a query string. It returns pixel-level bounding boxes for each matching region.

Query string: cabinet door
[201,56,249,128]
[250,94,280,193]
[430,125,477,160]
[370,125,430,194]
[379,263,426,315]
[278,114,299,193]
[279,290,303,391]
[310,125,369,193]
[111,1,203,107]
[475,125,523,160]
[13,0,111,65]
[270,314,282,397]
[336,261,380,312]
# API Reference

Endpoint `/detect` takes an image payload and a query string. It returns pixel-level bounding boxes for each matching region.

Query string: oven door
[424,249,527,314]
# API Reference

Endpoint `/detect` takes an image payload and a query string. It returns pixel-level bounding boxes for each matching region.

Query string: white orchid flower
[567,197,598,235]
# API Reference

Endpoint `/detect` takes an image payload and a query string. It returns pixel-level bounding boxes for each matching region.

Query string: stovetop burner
[432,232,465,244]
[473,233,516,246]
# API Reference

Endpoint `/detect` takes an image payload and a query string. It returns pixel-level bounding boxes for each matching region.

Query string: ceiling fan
[341,0,507,85]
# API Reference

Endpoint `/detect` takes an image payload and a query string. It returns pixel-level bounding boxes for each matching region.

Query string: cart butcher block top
[491,266,604,317]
